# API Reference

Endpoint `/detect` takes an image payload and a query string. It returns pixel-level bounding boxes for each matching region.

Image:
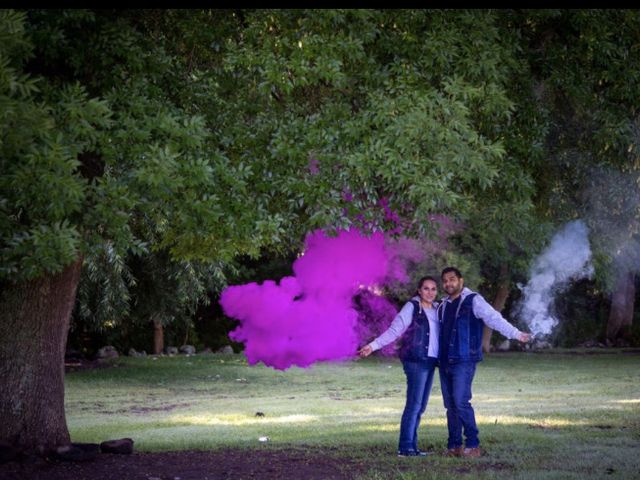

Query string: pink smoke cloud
[385,236,426,284]
[353,288,399,357]
[219,228,409,370]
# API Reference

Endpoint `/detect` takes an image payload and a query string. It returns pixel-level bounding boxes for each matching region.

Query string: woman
[359,276,440,457]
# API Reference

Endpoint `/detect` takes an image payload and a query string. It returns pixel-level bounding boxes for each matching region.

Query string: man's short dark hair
[441,267,462,279]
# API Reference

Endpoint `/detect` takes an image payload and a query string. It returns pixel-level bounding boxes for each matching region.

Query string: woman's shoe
[397,450,428,457]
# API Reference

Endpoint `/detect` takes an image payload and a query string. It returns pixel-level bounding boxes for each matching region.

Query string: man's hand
[518,332,532,343]
[358,345,373,358]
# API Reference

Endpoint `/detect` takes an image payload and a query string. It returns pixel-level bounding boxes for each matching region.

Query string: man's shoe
[444,446,464,457]
[462,447,481,458]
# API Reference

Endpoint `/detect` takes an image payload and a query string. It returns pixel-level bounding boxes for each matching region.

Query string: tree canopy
[1,9,544,286]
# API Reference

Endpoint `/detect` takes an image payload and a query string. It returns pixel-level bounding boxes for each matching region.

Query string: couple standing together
[359,267,531,458]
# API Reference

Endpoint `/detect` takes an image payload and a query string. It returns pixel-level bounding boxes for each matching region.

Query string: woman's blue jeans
[398,357,437,453]
[439,361,479,449]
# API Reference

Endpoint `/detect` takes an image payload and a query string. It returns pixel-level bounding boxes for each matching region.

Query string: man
[437,267,531,458]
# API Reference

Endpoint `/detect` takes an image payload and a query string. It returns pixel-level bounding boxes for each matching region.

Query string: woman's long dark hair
[416,276,437,294]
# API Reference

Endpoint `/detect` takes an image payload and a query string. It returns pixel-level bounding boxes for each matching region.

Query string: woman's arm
[359,301,414,357]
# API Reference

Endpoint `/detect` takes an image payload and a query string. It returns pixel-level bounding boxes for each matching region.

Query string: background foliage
[2,9,639,354]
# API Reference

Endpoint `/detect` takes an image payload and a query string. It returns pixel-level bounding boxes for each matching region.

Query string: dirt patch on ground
[0,448,367,480]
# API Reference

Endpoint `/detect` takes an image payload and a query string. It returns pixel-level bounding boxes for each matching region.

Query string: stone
[179,345,196,355]
[100,438,134,454]
[216,345,234,355]
[496,339,511,351]
[199,347,213,355]
[55,443,100,462]
[165,346,178,355]
[96,346,119,360]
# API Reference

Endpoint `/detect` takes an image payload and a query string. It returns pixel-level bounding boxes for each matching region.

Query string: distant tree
[76,247,229,354]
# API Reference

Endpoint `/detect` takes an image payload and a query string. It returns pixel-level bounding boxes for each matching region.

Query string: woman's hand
[358,345,373,358]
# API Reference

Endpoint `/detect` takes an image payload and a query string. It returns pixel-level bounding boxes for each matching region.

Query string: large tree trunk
[482,264,511,353]
[606,270,636,342]
[153,315,164,355]
[0,258,83,451]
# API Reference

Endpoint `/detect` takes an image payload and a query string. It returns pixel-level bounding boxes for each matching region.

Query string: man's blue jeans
[398,358,437,453]
[439,361,479,449]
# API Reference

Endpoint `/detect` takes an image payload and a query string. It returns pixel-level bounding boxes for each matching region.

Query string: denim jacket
[437,287,522,363]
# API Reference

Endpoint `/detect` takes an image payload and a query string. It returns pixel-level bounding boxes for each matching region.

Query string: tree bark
[153,316,164,355]
[606,270,636,341]
[0,258,83,450]
[482,264,511,353]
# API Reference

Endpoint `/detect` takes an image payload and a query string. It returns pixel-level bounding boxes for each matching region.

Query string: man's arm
[472,295,530,342]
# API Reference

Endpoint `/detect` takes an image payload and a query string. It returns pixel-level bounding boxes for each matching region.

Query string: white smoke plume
[517,220,594,337]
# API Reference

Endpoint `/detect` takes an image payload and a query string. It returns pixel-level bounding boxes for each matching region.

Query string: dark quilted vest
[438,293,484,363]
[398,300,431,362]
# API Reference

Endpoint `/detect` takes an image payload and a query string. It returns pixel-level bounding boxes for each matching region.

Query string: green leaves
[0,14,117,281]
[52,83,112,153]
[2,220,80,279]
[0,9,33,65]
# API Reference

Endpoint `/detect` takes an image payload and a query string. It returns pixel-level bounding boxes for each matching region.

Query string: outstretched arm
[473,295,530,341]
[358,301,414,357]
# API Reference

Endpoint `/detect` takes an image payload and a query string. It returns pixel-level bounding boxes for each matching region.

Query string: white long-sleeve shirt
[439,287,522,340]
[368,296,440,358]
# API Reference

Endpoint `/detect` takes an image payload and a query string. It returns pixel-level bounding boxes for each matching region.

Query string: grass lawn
[65,350,640,479]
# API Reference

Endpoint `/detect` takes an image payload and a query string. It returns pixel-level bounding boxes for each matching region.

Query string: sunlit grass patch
[171,413,319,426]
